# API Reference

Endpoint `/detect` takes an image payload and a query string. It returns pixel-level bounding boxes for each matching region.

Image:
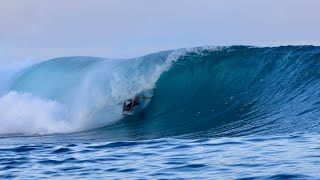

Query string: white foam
[0,91,72,134]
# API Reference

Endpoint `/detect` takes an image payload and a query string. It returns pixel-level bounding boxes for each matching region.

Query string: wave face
[1,46,320,138]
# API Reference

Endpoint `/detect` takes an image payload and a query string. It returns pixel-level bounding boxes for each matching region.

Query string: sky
[0,0,320,63]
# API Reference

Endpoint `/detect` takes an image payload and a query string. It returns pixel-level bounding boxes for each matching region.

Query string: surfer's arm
[137,96,152,99]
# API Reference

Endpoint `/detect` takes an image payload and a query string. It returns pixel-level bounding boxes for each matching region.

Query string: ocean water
[1,46,320,179]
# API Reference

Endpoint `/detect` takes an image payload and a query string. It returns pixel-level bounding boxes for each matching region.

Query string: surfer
[122,95,152,113]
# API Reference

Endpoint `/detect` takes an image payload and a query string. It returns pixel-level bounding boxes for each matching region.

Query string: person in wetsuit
[122,96,151,112]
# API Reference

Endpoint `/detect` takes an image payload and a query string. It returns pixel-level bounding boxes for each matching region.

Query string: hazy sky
[1,0,320,63]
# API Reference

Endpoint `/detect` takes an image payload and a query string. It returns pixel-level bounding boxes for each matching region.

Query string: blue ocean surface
[1,134,320,179]
[1,46,320,179]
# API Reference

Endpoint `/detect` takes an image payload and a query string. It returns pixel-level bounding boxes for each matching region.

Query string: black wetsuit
[123,98,140,111]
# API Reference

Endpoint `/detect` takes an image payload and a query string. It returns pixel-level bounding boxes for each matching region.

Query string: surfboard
[122,111,133,115]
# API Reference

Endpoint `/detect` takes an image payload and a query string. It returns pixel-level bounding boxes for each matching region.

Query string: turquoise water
[1,46,320,179]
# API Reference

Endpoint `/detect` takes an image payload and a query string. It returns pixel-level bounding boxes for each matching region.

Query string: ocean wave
[1,46,320,138]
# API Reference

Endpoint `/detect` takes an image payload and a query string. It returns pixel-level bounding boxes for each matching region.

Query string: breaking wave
[1,46,320,138]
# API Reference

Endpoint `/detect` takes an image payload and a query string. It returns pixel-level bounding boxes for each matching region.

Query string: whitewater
[1,46,320,179]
